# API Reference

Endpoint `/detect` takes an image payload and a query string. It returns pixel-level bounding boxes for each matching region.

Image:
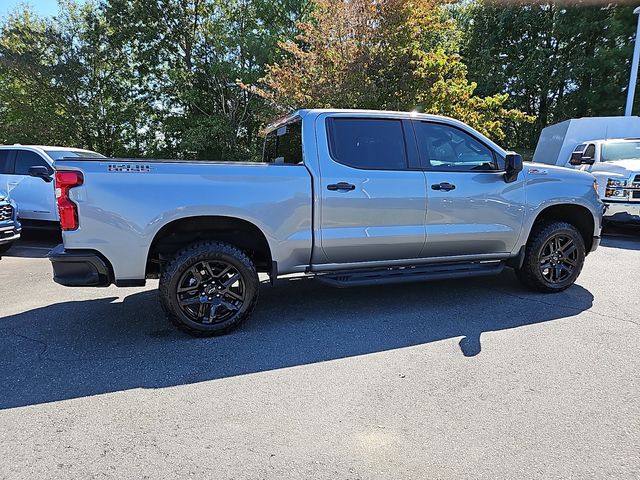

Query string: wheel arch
[530,203,595,253]
[146,215,274,276]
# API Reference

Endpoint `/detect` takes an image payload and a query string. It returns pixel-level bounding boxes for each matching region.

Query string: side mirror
[28,166,53,183]
[569,152,595,166]
[504,152,523,183]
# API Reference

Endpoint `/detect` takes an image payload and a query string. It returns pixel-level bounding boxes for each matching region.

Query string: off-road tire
[0,242,13,254]
[159,241,259,336]
[516,221,586,293]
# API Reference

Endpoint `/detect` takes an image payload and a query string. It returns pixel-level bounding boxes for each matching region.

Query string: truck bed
[55,159,313,281]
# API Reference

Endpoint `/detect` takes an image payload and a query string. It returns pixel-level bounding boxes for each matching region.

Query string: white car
[568,139,640,224]
[0,145,104,227]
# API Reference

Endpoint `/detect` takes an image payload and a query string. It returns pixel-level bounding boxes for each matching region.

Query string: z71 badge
[108,164,151,173]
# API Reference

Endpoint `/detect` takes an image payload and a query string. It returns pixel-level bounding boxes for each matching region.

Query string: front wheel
[516,221,586,293]
[0,242,14,254]
[159,241,259,336]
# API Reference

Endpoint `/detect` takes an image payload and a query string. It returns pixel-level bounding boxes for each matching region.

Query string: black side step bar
[316,261,505,288]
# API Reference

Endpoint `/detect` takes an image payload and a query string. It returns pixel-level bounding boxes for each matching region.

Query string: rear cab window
[326,117,408,170]
[45,150,105,161]
[263,119,303,165]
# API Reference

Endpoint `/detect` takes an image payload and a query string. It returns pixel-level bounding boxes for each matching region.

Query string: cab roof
[265,108,507,157]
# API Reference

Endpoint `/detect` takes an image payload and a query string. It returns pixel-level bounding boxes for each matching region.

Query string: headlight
[605,178,629,198]
[607,178,626,187]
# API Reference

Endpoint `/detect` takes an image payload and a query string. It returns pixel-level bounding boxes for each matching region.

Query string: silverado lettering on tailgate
[108,164,151,173]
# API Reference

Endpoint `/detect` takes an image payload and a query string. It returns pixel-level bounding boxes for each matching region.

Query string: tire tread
[159,241,258,336]
[516,220,585,293]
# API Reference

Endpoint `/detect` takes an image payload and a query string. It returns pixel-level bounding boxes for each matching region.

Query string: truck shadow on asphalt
[0,270,594,409]
[599,234,640,251]
[1,228,61,259]
[600,225,640,250]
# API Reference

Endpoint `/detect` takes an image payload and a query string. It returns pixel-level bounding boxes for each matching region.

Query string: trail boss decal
[108,164,151,173]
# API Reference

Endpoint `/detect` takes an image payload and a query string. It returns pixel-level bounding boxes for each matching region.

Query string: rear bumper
[603,202,640,224]
[48,244,112,287]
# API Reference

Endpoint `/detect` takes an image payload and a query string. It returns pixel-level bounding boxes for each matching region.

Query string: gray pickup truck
[41,109,603,336]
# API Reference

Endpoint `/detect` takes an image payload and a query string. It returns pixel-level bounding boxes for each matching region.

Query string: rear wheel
[159,241,259,336]
[516,221,586,293]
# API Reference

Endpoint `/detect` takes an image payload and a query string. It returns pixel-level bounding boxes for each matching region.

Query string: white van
[0,146,104,227]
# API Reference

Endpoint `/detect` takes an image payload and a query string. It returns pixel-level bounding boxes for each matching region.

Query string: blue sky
[0,1,61,18]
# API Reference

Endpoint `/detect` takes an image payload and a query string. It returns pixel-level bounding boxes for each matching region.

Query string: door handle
[431,182,456,192]
[327,182,356,191]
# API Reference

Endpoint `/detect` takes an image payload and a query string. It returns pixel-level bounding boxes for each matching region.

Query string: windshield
[45,150,105,160]
[601,142,640,162]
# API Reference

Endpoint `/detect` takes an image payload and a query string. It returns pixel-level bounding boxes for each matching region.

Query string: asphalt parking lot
[1,229,639,479]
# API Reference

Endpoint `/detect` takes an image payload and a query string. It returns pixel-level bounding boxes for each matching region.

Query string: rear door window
[14,150,52,175]
[326,118,408,170]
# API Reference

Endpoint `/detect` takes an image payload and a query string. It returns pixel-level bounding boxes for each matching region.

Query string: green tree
[0,0,309,159]
[0,8,71,146]
[0,2,151,156]
[103,0,310,160]
[252,0,532,142]
[458,2,637,151]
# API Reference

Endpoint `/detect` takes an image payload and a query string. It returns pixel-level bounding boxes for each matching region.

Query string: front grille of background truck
[0,204,13,221]
[633,175,640,200]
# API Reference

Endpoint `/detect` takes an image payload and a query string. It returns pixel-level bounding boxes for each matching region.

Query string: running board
[315,261,505,288]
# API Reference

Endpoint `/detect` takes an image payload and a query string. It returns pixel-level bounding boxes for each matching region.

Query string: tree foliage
[254,0,532,141]
[0,0,309,159]
[0,2,156,156]
[102,0,310,159]
[0,0,637,157]
[458,2,638,150]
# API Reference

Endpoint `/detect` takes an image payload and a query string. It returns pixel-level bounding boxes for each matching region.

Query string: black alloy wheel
[159,241,259,336]
[176,260,246,325]
[516,221,586,293]
[538,233,579,285]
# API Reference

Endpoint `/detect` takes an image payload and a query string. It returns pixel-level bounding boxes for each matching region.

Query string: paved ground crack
[1,329,49,357]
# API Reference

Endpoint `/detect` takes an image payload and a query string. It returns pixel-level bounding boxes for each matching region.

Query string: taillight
[55,171,83,231]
